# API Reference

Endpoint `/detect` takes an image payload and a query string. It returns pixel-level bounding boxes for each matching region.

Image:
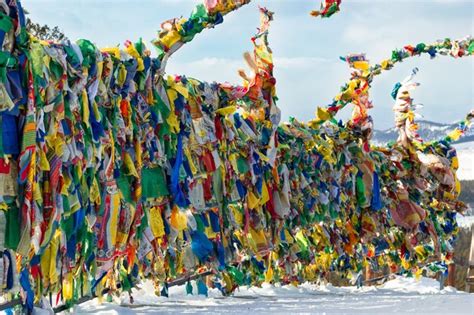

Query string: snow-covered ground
[71,276,473,314]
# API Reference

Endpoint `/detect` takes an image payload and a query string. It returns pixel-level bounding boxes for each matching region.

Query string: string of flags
[0,0,472,312]
[311,0,342,18]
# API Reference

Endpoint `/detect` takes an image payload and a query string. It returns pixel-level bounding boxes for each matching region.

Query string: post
[465,225,474,292]
[365,263,373,285]
[439,271,445,290]
[356,272,363,288]
[447,263,456,287]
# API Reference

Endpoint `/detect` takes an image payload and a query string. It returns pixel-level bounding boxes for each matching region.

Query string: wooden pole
[0,298,22,311]
[365,264,373,285]
[438,271,445,290]
[51,270,214,313]
[447,263,456,287]
[465,225,474,292]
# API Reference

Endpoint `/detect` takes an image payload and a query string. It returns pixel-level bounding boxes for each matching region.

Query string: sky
[25,0,473,129]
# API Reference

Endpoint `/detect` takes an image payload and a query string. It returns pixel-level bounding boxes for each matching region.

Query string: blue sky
[26,0,473,129]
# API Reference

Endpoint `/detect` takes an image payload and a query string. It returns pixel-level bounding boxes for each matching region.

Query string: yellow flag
[353,60,369,71]
[216,106,237,116]
[171,207,188,231]
[150,207,165,238]
[265,266,274,283]
[101,47,121,59]
[451,156,459,169]
[124,152,139,178]
[260,181,270,206]
[39,149,50,171]
[247,191,260,209]
[124,44,144,71]
[160,30,181,49]
[62,273,74,301]
[316,107,331,121]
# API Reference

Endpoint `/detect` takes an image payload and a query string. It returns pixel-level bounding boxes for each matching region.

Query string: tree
[25,14,67,42]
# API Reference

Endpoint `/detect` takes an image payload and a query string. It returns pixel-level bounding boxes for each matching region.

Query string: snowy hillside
[372,120,474,146]
[372,120,473,180]
[72,276,473,314]
[454,141,474,181]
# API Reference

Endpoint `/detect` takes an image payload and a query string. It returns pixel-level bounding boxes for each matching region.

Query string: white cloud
[25,0,473,127]
[274,57,332,68]
[167,57,243,83]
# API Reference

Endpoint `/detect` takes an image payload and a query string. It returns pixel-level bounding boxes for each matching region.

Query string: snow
[457,214,474,229]
[454,142,474,180]
[454,141,474,226]
[70,276,473,314]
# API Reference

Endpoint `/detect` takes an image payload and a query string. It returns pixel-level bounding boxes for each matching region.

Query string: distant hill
[372,120,474,146]
[459,180,474,209]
